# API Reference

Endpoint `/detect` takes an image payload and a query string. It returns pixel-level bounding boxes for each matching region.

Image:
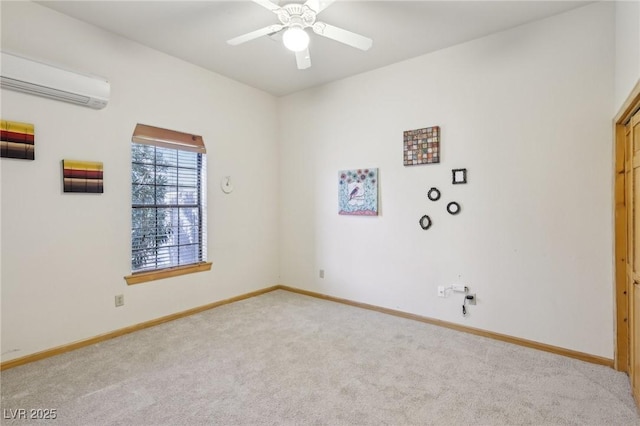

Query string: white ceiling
[38,1,592,96]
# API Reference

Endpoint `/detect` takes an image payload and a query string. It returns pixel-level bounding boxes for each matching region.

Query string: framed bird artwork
[338,168,378,216]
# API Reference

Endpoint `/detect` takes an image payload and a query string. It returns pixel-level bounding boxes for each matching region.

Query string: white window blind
[131,124,207,273]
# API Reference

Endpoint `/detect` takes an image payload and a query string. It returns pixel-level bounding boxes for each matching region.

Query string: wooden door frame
[614,79,640,372]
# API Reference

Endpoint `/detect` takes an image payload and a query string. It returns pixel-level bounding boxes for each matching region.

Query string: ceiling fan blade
[296,48,311,70]
[304,0,336,14]
[312,22,372,51]
[252,0,281,13]
[227,24,284,46]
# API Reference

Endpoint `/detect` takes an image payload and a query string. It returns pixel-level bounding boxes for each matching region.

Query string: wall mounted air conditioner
[1,51,110,110]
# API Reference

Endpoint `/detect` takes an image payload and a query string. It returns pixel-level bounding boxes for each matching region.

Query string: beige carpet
[1,289,639,425]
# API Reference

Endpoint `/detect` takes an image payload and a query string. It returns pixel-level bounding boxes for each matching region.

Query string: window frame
[125,124,211,285]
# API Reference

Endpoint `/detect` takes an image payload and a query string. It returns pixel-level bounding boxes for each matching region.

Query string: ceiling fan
[227,0,373,70]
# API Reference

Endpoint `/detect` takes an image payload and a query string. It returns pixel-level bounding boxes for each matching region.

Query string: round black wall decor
[447,202,461,215]
[427,187,441,201]
[419,215,432,230]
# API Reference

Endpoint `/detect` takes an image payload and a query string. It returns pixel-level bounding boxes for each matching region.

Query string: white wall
[0,2,280,362]
[279,2,615,358]
[615,0,640,108]
[0,1,621,363]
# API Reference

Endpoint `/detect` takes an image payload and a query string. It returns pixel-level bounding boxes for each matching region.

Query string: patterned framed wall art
[62,160,104,193]
[338,168,378,216]
[403,126,440,166]
[1,120,34,160]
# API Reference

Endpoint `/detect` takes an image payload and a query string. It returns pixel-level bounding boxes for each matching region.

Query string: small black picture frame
[447,201,461,215]
[427,187,441,201]
[452,168,467,184]
[419,215,432,230]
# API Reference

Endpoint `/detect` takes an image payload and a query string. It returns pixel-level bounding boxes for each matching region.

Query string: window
[126,124,210,284]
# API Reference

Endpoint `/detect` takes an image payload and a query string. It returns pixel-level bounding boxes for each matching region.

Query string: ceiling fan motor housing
[278,4,317,28]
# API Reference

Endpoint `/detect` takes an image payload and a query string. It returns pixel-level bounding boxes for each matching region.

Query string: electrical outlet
[437,286,445,297]
[452,284,467,293]
[115,294,124,307]
[319,269,324,279]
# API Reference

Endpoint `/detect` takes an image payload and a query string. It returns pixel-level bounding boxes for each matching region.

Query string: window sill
[124,262,212,285]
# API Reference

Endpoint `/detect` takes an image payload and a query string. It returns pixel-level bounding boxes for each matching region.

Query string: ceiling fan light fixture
[283,26,309,52]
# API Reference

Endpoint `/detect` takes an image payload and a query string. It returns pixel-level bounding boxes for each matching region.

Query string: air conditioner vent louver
[0,51,110,110]
[1,77,91,104]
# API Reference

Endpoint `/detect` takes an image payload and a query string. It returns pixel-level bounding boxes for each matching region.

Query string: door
[629,110,640,405]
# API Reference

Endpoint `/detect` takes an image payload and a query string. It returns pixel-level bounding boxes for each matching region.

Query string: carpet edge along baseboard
[277,285,614,368]
[0,286,280,371]
[1,284,613,370]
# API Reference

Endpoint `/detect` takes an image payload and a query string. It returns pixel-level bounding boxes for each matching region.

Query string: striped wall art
[62,160,104,193]
[1,120,35,160]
